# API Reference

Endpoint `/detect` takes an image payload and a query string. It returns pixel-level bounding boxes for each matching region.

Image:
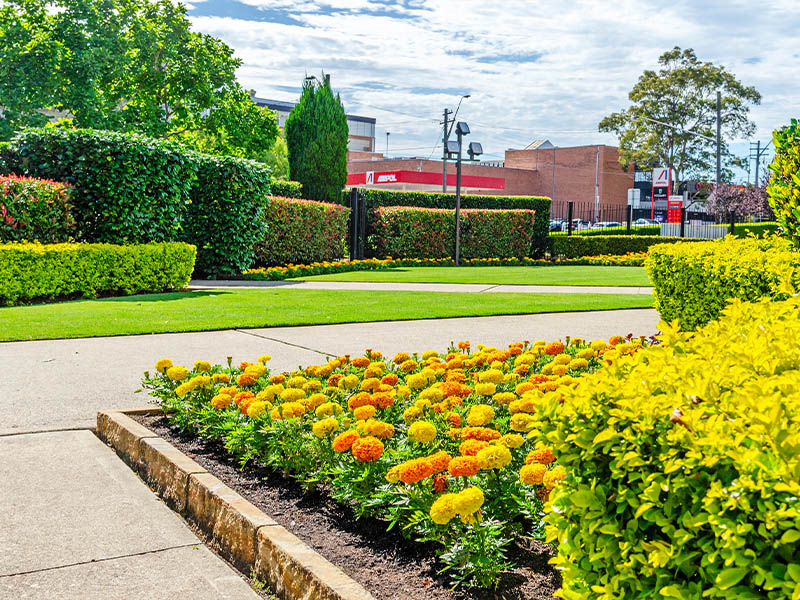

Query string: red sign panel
[347,170,505,190]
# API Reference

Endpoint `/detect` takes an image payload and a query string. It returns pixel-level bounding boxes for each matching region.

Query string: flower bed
[242,253,647,281]
[143,334,653,588]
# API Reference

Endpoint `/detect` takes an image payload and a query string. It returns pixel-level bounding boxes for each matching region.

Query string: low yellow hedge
[538,297,800,599]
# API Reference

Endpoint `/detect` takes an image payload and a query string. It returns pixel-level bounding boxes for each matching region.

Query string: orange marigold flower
[448,456,480,477]
[509,346,523,356]
[234,391,255,406]
[236,372,258,386]
[432,474,449,493]
[537,487,551,501]
[270,374,286,384]
[460,427,501,442]
[459,439,490,456]
[393,352,411,365]
[212,373,230,384]
[514,364,530,376]
[527,447,556,465]
[327,374,344,387]
[528,374,549,385]
[348,392,375,409]
[351,436,384,462]
[544,341,565,356]
[351,357,370,368]
[520,463,548,485]
[427,450,452,473]
[397,457,434,484]
[372,391,395,409]
[239,361,252,370]
[332,430,360,452]
[609,335,625,346]
[457,341,470,350]
[442,381,471,398]
[381,373,399,386]
[446,413,462,427]
[445,370,466,383]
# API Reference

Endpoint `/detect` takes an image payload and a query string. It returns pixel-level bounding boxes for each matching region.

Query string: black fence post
[358,190,367,259]
[349,188,358,261]
[729,211,736,236]
[626,205,632,234]
[567,201,574,236]
[680,207,686,238]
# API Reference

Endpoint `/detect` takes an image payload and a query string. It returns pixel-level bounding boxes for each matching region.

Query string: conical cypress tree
[284,74,348,203]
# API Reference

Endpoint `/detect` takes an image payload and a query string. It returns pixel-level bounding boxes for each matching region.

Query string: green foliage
[551,235,698,258]
[5,128,195,243]
[0,241,195,305]
[538,298,800,600]
[371,207,537,259]
[284,75,348,202]
[768,119,800,246]
[260,136,290,179]
[254,197,349,266]
[358,189,551,256]
[0,0,278,158]
[183,155,272,277]
[269,179,303,199]
[645,235,800,330]
[599,47,760,186]
[1,174,75,242]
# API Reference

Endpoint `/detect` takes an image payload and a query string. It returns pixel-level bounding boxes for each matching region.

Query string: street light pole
[455,128,463,266]
[442,109,450,192]
[386,132,390,157]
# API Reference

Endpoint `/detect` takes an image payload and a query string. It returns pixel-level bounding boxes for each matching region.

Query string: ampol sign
[347,170,505,190]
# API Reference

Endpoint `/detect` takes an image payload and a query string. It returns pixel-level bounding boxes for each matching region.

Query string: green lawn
[0,288,654,341]
[292,265,652,287]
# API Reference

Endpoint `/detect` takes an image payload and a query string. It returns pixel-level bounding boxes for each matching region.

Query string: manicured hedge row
[2,128,195,243]
[269,179,303,198]
[0,242,196,306]
[370,206,537,259]
[357,189,551,256]
[767,118,800,245]
[551,225,660,237]
[254,197,349,266]
[538,296,800,600]
[1,174,75,242]
[645,236,800,330]
[550,235,702,258]
[184,155,271,276]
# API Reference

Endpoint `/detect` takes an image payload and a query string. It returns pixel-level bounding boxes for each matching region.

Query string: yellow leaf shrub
[538,296,800,600]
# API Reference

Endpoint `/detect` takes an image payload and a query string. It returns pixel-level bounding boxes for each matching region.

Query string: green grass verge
[0,288,654,341]
[293,266,652,287]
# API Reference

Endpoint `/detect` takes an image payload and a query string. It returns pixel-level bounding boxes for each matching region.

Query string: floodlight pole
[442,108,451,192]
[455,128,464,266]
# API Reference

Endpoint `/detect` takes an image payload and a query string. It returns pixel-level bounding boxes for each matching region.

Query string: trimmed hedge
[645,236,800,330]
[767,118,800,245]
[269,179,303,199]
[0,242,196,306]
[357,189,551,256]
[3,128,195,243]
[254,196,349,266]
[551,225,661,236]
[184,155,272,277]
[1,174,75,242]
[370,206,537,259]
[538,296,800,600]
[550,235,703,258]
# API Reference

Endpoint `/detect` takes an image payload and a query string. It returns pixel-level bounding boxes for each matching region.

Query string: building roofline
[253,96,376,124]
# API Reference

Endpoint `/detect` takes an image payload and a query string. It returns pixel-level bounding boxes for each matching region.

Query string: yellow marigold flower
[155,358,173,374]
[303,393,327,411]
[475,382,496,396]
[360,377,381,392]
[245,363,267,378]
[543,465,567,488]
[247,401,270,419]
[603,349,620,364]
[590,340,607,352]
[430,493,459,525]
[364,366,382,379]
[353,405,376,421]
[533,340,546,347]
[476,445,512,470]
[406,373,428,390]
[402,406,423,423]
[258,354,272,364]
[212,373,230,384]
[421,350,438,360]
[259,384,283,402]
[570,337,584,346]
[577,348,595,360]
[551,364,569,376]
[514,354,537,367]
[419,387,444,402]
[194,360,212,372]
[492,392,517,406]
[174,383,192,397]
[520,463,547,485]
[275,401,305,419]
[510,413,536,432]
[312,417,339,438]
[360,419,395,439]
[396,385,411,398]
[453,486,484,516]
[420,367,436,382]
[210,393,232,409]
[166,366,189,381]
[408,421,437,444]
[386,465,401,484]
[509,397,536,414]
[466,404,495,427]
[287,376,307,389]
[393,352,411,365]
[280,388,306,402]
[552,354,571,366]
[315,401,342,418]
[515,382,535,395]
[498,433,525,448]
[479,369,504,384]
[339,374,359,390]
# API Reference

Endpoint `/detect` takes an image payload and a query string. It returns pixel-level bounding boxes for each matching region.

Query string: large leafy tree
[0,0,277,159]
[599,47,761,189]
[284,75,348,202]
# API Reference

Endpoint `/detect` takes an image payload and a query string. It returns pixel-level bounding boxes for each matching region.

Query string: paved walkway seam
[0,426,91,438]
[235,329,335,358]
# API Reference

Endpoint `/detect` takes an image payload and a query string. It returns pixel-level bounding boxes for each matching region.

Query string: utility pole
[454,127,464,266]
[716,91,721,186]
[442,108,451,192]
[386,132,390,157]
[749,140,771,186]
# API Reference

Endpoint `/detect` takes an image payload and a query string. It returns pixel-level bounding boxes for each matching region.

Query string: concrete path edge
[97,409,376,600]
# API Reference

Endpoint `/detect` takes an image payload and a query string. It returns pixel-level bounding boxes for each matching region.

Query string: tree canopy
[284,74,348,202]
[599,47,761,188]
[0,0,278,159]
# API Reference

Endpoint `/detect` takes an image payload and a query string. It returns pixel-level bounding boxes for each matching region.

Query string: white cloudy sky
[186,0,799,179]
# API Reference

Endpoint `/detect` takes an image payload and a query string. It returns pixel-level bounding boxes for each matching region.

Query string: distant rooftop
[252,96,376,124]
[525,139,555,150]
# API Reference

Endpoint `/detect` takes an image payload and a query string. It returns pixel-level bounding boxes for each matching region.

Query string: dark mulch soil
[133,414,560,600]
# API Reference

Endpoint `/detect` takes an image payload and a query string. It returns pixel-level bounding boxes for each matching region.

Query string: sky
[185,0,799,182]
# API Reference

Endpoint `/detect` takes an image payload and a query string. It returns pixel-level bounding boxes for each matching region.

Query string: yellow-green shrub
[538,297,800,600]
[646,235,800,330]
[0,242,195,305]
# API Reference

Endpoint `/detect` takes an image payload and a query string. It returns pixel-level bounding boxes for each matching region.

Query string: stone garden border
[97,408,375,600]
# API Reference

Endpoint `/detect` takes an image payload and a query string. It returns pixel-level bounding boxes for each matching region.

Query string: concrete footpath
[190,279,655,295]
[0,308,660,598]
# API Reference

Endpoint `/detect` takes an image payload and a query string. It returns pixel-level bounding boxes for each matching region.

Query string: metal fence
[549,201,777,239]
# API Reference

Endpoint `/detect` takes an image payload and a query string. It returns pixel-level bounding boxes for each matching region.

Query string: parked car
[560,219,591,231]
[634,218,660,226]
[591,221,623,229]
[549,219,566,232]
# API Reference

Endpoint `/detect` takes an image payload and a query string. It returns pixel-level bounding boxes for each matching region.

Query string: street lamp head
[467,141,483,157]
[456,121,470,136]
[446,140,460,154]
[462,94,471,99]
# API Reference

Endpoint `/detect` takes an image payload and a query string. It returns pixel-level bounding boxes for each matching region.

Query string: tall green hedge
[0,242,196,306]
[370,206,537,259]
[3,128,195,243]
[645,236,800,330]
[550,235,702,258]
[184,155,271,276]
[357,189,551,257]
[768,119,800,245]
[269,179,303,198]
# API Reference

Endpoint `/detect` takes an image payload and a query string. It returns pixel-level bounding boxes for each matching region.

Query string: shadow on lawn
[100,290,234,303]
